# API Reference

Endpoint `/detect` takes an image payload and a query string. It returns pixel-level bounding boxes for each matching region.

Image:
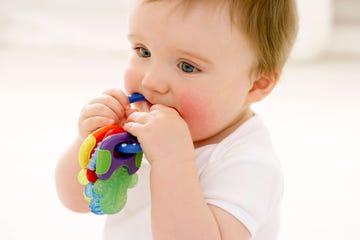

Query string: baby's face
[125,0,257,146]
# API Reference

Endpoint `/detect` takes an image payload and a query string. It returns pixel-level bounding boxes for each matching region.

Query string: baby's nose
[141,65,170,94]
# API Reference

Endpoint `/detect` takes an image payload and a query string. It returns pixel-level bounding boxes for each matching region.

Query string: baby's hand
[78,89,131,140]
[124,104,194,165]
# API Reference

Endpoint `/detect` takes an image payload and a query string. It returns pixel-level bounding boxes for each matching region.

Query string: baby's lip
[128,93,152,111]
[146,101,153,110]
[132,100,152,112]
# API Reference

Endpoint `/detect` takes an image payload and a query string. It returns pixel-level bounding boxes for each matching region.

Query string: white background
[1,1,359,239]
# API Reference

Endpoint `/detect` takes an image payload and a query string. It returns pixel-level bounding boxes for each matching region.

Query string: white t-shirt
[103,115,283,240]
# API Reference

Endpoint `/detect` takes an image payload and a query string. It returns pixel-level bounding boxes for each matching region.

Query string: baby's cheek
[123,66,141,94]
[177,92,213,139]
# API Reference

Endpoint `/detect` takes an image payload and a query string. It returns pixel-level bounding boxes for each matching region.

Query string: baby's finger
[123,122,142,137]
[102,88,131,110]
[150,104,179,115]
[81,103,120,123]
[126,111,151,124]
[80,116,115,139]
[125,108,139,119]
[88,94,125,121]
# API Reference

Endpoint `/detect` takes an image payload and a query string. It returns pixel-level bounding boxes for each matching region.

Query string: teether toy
[78,93,145,215]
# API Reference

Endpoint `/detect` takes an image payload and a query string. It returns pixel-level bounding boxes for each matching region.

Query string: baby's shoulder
[196,115,280,173]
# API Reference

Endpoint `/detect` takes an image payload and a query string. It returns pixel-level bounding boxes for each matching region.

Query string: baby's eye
[135,47,151,58]
[179,62,198,73]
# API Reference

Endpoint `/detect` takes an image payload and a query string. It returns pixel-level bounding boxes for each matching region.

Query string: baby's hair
[234,0,298,76]
[143,0,298,77]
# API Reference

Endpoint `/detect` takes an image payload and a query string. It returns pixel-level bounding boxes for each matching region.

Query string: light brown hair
[143,0,298,76]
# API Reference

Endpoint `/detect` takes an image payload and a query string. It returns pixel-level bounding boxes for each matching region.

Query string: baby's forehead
[130,1,238,40]
[142,0,231,15]
[138,0,234,25]
[139,0,240,30]
[130,1,256,65]
[130,0,246,44]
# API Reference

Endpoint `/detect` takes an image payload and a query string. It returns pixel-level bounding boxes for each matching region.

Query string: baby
[56,1,298,239]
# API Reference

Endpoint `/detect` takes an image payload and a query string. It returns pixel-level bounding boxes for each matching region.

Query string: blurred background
[0,0,359,239]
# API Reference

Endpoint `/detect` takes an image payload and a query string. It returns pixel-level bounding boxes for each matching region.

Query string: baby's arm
[124,105,251,240]
[55,89,131,212]
[55,137,88,212]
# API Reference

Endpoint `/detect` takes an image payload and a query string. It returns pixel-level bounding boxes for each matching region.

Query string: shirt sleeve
[200,148,284,237]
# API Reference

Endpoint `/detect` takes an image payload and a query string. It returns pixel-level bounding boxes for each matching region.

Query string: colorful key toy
[77,93,145,215]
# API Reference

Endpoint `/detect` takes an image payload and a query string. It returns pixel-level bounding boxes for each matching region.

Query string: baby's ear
[247,71,280,103]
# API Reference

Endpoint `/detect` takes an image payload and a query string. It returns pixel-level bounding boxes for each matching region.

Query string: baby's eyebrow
[127,33,144,41]
[174,47,212,64]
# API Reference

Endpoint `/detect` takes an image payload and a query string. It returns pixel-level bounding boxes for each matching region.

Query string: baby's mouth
[132,100,153,112]
[128,93,152,112]
[142,100,153,112]
[146,100,153,111]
